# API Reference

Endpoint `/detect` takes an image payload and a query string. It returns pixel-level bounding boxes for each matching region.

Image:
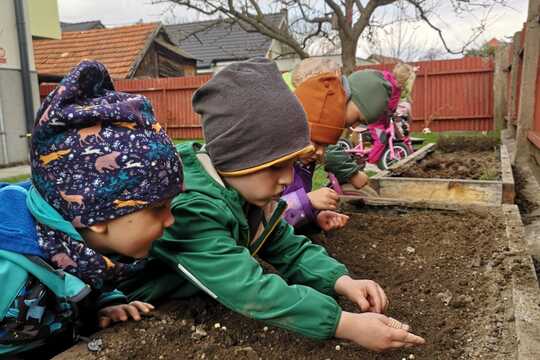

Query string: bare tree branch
[156,0,510,74]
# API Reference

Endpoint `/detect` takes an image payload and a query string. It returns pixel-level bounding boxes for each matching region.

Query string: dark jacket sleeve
[324,145,360,184]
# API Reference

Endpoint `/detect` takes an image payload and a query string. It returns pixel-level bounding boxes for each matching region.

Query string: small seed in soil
[221,326,227,331]
[263,326,269,332]
[214,322,221,329]
[408,354,416,359]
[436,290,453,305]
[191,325,208,340]
[335,345,341,351]
[406,246,416,254]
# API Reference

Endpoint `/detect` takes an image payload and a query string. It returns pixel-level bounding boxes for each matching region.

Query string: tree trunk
[341,37,357,75]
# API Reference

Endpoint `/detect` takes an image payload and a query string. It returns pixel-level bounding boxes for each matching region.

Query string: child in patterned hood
[0,60,183,356]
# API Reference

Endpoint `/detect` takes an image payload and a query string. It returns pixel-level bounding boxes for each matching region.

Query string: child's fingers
[338,215,349,227]
[327,190,339,200]
[393,329,426,345]
[327,200,338,210]
[124,304,141,321]
[131,301,153,314]
[104,307,127,321]
[365,283,384,313]
[356,297,371,312]
[376,285,388,313]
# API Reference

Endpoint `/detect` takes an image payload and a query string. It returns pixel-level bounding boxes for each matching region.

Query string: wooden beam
[501,145,516,203]
[503,205,540,360]
[514,1,540,165]
[494,45,510,130]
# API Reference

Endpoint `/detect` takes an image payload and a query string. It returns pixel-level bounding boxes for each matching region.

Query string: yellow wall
[28,0,61,39]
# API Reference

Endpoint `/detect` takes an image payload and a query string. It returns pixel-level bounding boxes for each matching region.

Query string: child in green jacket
[120,58,425,352]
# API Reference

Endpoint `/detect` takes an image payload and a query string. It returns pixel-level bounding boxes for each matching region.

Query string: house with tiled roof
[33,22,197,82]
[60,20,105,32]
[165,12,299,73]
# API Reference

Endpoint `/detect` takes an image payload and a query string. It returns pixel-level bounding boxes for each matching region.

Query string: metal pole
[14,0,34,136]
[0,99,9,165]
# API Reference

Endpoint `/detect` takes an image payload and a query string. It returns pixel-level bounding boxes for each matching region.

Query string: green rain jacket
[121,142,349,340]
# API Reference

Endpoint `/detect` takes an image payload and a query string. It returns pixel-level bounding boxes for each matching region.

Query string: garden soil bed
[391,137,501,180]
[54,206,524,360]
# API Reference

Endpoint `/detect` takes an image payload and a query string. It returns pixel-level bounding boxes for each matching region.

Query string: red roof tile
[33,23,160,79]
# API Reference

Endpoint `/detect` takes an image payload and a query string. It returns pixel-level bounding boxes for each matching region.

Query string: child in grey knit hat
[120,58,425,353]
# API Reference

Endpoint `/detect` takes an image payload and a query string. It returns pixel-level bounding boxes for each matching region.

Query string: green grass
[173,139,202,145]
[312,167,378,191]
[0,174,30,183]
[411,130,500,145]
[312,166,328,190]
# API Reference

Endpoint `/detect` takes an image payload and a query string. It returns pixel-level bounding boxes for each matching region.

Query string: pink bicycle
[336,115,415,171]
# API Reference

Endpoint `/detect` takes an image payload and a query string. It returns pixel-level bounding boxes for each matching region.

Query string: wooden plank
[369,143,509,206]
[371,143,436,180]
[501,145,516,203]
[502,205,540,360]
[340,194,500,212]
[376,177,502,205]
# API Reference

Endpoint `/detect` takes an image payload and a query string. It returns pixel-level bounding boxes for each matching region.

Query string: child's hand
[98,301,155,328]
[307,187,339,210]
[350,171,369,189]
[334,275,388,313]
[316,211,349,231]
[335,311,426,352]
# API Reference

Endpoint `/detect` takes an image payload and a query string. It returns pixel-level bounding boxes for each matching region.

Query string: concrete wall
[0,70,39,165]
[0,0,39,165]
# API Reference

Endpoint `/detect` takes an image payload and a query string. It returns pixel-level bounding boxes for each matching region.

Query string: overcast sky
[58,0,529,59]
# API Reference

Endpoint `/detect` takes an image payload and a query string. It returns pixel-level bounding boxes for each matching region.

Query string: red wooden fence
[40,75,211,139]
[355,57,494,132]
[40,57,495,138]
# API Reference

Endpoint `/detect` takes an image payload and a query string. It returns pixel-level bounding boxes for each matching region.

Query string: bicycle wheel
[377,144,409,170]
[396,140,414,155]
[336,138,352,150]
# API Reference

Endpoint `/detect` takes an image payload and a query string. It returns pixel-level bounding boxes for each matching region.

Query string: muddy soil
[513,166,539,226]
[392,137,501,180]
[55,207,516,360]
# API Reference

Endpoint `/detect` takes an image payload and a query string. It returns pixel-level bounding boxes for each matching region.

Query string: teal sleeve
[96,288,128,308]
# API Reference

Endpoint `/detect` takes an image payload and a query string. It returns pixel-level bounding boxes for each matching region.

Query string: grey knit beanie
[193,58,312,175]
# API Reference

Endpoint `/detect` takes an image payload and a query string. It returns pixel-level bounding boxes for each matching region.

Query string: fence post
[514,0,540,166]
[507,31,522,139]
[423,66,429,130]
[494,45,510,130]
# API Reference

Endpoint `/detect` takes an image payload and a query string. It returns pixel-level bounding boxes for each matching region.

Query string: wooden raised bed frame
[361,143,516,206]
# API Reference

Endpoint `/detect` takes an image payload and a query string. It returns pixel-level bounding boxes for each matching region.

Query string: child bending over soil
[119,58,425,352]
[0,61,184,356]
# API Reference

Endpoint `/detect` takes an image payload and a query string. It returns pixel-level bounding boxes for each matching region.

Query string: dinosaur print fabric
[30,60,183,289]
